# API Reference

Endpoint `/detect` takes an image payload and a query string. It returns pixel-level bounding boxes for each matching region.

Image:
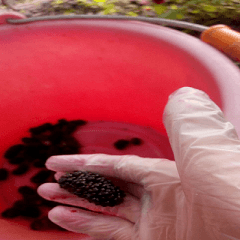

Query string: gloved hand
[37,87,240,240]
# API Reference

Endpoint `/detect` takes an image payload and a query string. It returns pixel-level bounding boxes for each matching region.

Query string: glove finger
[163,87,240,237]
[48,205,133,240]
[54,172,144,199]
[163,86,240,193]
[38,183,141,223]
[46,154,174,185]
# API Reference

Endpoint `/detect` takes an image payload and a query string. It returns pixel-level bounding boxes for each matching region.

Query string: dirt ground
[0,0,53,17]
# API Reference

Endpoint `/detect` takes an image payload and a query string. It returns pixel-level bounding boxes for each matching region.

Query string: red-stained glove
[38,87,240,240]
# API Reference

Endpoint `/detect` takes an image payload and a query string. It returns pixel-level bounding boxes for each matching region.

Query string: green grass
[49,0,240,26]
[47,0,240,67]
[153,0,240,34]
[46,0,240,34]
[5,0,240,30]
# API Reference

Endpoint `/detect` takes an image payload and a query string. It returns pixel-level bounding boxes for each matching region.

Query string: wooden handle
[201,24,240,62]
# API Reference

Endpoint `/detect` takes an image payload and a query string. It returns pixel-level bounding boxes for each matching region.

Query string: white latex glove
[37,87,240,240]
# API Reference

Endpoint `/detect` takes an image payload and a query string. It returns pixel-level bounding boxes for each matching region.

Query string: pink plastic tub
[0,13,240,240]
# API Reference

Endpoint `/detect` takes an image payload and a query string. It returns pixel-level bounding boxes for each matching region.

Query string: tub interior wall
[0,20,226,240]
[0,20,222,158]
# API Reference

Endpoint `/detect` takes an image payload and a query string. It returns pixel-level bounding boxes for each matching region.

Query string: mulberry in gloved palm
[37,154,180,239]
[37,87,240,240]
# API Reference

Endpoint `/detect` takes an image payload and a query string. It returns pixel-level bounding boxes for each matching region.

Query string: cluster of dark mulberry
[1,119,143,230]
[58,171,126,207]
[1,186,57,219]
[1,119,87,231]
[113,137,143,150]
[3,119,86,175]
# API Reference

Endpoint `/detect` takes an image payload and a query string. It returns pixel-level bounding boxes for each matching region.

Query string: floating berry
[130,138,143,145]
[49,130,64,144]
[24,142,46,159]
[57,119,68,126]
[59,139,81,154]
[18,186,36,196]
[46,145,62,157]
[61,136,78,146]
[24,137,42,145]
[7,149,25,164]
[22,137,35,144]
[67,120,87,134]
[58,171,126,207]
[60,146,77,155]
[69,119,87,126]
[4,144,24,160]
[1,207,21,218]
[41,199,58,208]
[49,172,57,183]
[113,139,130,150]
[65,125,78,135]
[13,200,41,218]
[1,119,85,231]
[29,123,53,135]
[37,149,49,162]
[18,186,42,203]
[30,216,66,231]
[0,168,9,181]
[30,170,52,184]
[33,159,46,168]
[22,206,41,218]
[8,156,25,165]
[12,163,29,175]
[30,218,46,231]
[53,119,69,133]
